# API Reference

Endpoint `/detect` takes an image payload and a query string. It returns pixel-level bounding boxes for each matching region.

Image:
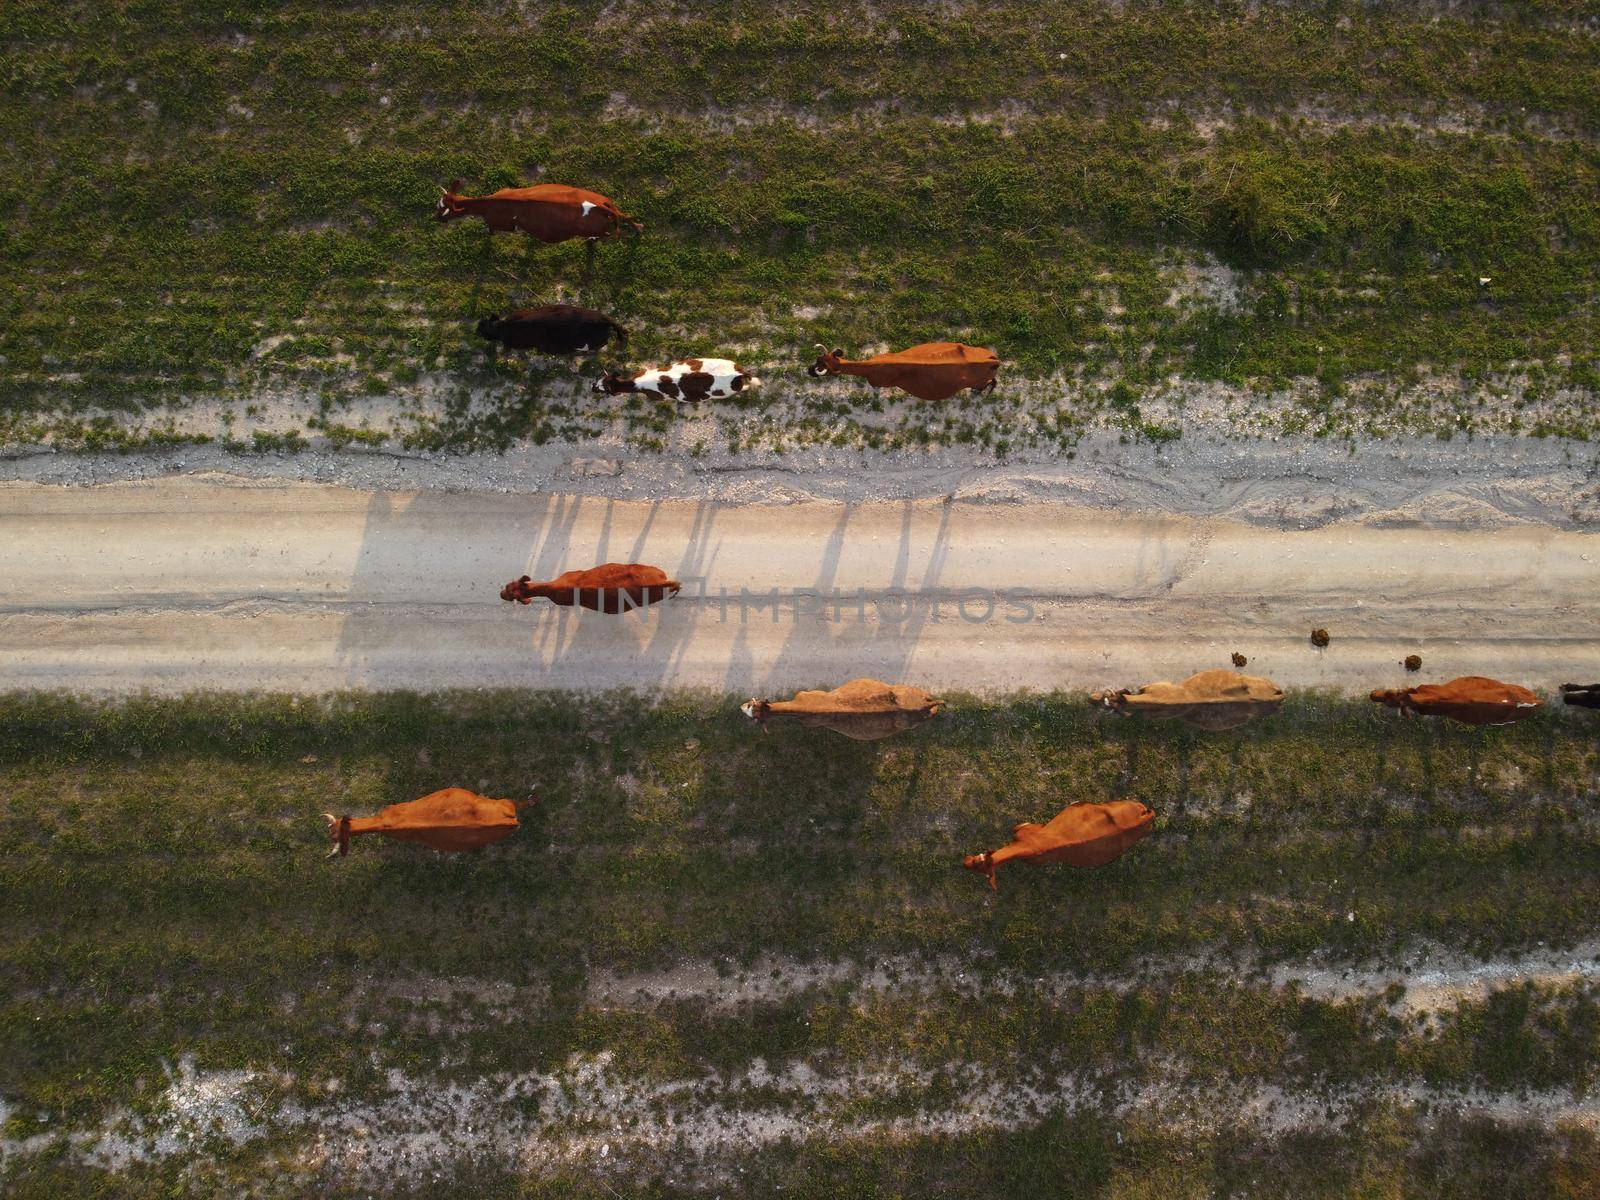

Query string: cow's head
[962,850,999,891]
[435,178,469,222]
[475,316,499,340]
[322,813,353,859]
[500,575,537,604]
[593,371,634,396]
[807,345,845,377]
[1369,688,1414,715]
[1089,689,1131,714]
[740,699,772,730]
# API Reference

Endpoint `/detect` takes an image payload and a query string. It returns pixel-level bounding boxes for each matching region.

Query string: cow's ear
[832,347,844,357]
[448,178,464,194]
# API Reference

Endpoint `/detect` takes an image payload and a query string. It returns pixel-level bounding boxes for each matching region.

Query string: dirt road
[1,475,1595,694]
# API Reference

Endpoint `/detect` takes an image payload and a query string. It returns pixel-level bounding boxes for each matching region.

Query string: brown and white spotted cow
[593,358,760,403]
[808,343,1000,402]
[963,798,1155,892]
[435,180,642,242]
[1369,676,1542,727]
[323,788,525,858]
[500,563,681,614]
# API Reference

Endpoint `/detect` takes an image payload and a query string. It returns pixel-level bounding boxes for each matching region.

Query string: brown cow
[1562,683,1600,709]
[1092,669,1284,731]
[807,343,1000,402]
[1370,676,1542,726]
[323,788,523,858]
[963,798,1155,892]
[435,180,642,242]
[741,679,943,740]
[500,563,681,614]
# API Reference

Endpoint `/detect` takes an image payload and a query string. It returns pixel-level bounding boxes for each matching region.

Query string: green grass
[2,2,1599,448]
[2,688,1598,1192]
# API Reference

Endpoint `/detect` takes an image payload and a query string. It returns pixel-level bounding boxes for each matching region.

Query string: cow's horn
[325,844,342,859]
[814,343,826,353]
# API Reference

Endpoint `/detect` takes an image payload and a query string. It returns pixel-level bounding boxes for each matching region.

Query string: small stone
[1403,655,1422,672]
[1310,628,1331,648]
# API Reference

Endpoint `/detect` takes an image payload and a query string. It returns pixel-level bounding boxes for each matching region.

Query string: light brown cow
[1369,676,1542,726]
[323,788,523,858]
[807,343,1000,402]
[963,798,1155,891]
[741,679,943,740]
[1092,669,1284,731]
[435,180,642,242]
[500,563,680,614]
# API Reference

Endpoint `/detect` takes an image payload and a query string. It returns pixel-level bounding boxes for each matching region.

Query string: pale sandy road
[0,476,1595,695]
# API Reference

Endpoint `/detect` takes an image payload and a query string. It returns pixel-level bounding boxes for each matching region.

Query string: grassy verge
[9,1113,1600,1199]
[2,2,1598,448]
[2,689,1598,1192]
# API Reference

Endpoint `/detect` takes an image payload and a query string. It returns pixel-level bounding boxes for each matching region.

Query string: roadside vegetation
[3,688,1598,1193]
[3,1,1599,451]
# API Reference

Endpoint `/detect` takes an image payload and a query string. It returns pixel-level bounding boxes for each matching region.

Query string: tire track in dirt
[10,1053,1597,1186]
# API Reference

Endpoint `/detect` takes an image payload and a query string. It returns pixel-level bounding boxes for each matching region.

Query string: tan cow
[1369,676,1542,726]
[435,180,642,242]
[1092,669,1285,731]
[323,788,523,857]
[500,564,681,614]
[963,798,1155,891]
[807,343,1000,402]
[741,679,943,740]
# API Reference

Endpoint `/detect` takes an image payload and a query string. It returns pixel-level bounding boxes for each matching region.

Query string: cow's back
[856,343,999,402]
[1410,676,1542,726]
[491,306,611,351]
[1120,670,1283,730]
[1026,801,1152,867]
[782,679,939,737]
[542,563,678,612]
[361,788,519,852]
[482,185,618,241]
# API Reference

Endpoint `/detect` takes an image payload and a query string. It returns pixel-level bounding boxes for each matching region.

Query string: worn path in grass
[2,475,1596,693]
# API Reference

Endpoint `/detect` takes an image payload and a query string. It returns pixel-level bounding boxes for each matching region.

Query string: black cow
[475,304,628,355]
[1561,683,1600,709]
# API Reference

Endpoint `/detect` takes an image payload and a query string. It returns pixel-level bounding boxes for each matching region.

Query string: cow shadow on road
[333,492,961,701]
[718,499,957,698]
[332,489,725,692]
